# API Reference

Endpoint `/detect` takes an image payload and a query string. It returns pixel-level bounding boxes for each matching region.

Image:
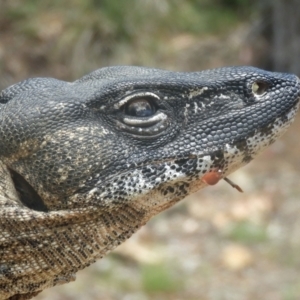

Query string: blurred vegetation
[0,0,257,85]
[227,221,269,244]
[2,0,255,37]
[141,263,181,293]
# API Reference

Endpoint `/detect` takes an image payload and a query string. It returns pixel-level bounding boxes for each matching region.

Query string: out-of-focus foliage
[3,0,254,37]
[0,0,256,85]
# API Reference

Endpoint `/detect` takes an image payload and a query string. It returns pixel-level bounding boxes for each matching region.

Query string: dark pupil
[126,99,155,117]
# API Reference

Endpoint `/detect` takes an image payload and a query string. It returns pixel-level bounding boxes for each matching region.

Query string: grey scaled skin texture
[0,66,299,299]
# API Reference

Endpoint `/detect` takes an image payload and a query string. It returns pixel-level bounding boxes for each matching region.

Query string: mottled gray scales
[0,66,299,299]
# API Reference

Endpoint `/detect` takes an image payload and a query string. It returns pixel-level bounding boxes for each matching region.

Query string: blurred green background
[1,0,300,299]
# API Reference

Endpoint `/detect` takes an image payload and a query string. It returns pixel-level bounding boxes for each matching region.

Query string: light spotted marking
[53,103,69,110]
[81,155,220,210]
[193,102,200,114]
[225,143,238,155]
[184,103,190,117]
[73,126,112,137]
[246,106,299,155]
[5,139,41,162]
[202,155,212,164]
[83,160,197,209]
[215,94,230,100]
[58,174,68,182]
[188,87,208,99]
[197,155,214,170]
[253,94,270,101]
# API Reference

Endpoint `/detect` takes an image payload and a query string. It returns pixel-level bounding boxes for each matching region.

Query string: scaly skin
[0,66,299,299]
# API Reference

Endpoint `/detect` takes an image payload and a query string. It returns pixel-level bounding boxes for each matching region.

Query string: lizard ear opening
[8,168,48,212]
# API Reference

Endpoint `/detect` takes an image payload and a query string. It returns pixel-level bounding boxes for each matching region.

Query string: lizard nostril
[252,81,269,96]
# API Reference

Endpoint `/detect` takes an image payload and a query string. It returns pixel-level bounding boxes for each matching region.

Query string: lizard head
[0,66,299,298]
[0,66,299,213]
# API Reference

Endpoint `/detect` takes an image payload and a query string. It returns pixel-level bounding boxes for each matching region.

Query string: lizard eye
[115,92,169,137]
[125,98,156,117]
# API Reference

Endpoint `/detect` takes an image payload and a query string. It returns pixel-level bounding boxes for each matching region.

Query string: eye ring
[115,92,160,110]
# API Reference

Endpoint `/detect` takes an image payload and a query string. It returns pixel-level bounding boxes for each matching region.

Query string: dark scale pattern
[0,66,299,299]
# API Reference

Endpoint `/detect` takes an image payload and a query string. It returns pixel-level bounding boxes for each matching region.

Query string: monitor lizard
[0,66,299,299]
